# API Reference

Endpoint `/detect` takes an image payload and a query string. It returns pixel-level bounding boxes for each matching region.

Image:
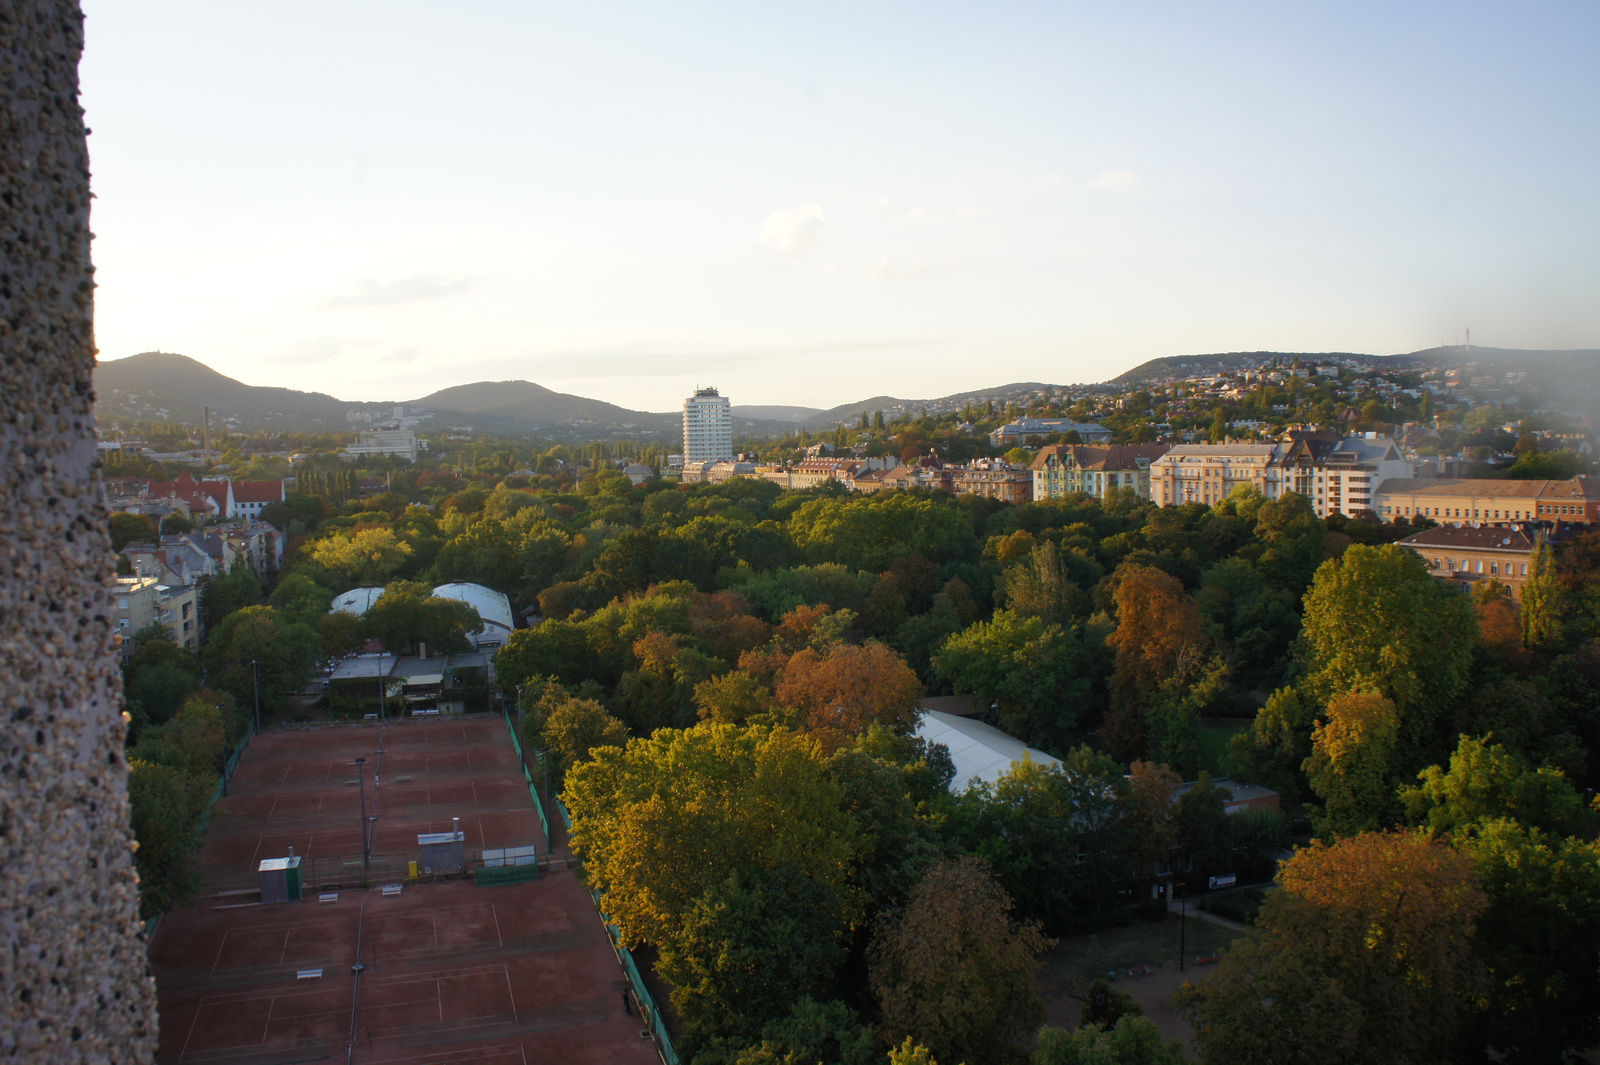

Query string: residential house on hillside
[113,575,160,661]
[988,418,1112,448]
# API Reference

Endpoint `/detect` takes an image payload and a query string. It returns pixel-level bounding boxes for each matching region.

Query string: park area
[148,715,661,1065]
[1037,910,1246,1058]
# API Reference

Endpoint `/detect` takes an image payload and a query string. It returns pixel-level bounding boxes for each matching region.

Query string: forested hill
[1111,350,1416,383]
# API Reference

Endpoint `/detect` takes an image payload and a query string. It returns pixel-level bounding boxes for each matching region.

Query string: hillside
[96,352,351,430]
[410,380,672,432]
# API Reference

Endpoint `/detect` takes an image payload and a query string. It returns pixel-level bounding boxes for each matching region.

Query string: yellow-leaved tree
[564,722,865,947]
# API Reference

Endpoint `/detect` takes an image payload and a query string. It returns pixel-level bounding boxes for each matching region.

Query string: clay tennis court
[149,716,662,1064]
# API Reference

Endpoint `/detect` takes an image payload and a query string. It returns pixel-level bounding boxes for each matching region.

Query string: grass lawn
[1196,718,1248,777]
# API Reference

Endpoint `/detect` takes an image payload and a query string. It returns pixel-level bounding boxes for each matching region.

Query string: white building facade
[682,387,734,464]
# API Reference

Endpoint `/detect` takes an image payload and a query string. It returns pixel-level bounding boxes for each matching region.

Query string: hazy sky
[82,2,1599,412]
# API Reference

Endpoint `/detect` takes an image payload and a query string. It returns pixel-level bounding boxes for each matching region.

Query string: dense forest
[120,466,1600,1064]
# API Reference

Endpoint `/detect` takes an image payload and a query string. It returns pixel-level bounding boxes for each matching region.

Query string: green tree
[1299,544,1476,768]
[200,605,321,720]
[1178,831,1486,1065]
[127,761,209,918]
[109,511,157,550]
[1303,693,1401,837]
[700,997,878,1065]
[536,696,629,793]
[1174,772,1235,878]
[869,856,1053,1065]
[564,723,864,947]
[1104,564,1207,761]
[1521,538,1565,650]
[1453,819,1600,1063]
[307,526,414,585]
[1033,1015,1186,1065]
[1401,734,1591,840]
[361,580,481,654]
[693,670,774,725]
[997,540,1091,623]
[200,565,263,631]
[658,865,847,1044]
[933,610,1105,752]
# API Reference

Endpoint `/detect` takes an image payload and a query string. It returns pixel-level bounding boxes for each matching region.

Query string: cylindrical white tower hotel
[682,386,734,463]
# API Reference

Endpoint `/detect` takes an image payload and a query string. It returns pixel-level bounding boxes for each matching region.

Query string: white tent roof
[330,587,386,615]
[431,582,514,634]
[913,709,1061,793]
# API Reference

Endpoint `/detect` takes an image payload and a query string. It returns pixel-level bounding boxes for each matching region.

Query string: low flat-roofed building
[914,709,1061,793]
[1373,475,1597,526]
[1395,524,1539,599]
[1173,777,1280,815]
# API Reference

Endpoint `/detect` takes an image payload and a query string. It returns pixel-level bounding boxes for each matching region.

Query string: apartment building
[1395,525,1539,600]
[951,460,1033,504]
[1153,433,1411,517]
[113,575,160,660]
[682,387,734,463]
[1031,444,1170,502]
[344,428,420,462]
[1372,476,1597,526]
[1278,433,1413,519]
[1151,443,1285,507]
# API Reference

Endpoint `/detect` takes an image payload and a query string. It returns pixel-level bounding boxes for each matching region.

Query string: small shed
[417,829,465,876]
[259,855,303,904]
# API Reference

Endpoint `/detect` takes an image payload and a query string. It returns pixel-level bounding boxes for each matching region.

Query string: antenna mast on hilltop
[1465,327,1471,352]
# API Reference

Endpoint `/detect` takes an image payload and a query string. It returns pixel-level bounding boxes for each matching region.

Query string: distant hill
[732,404,824,423]
[97,353,351,430]
[95,346,1600,444]
[1111,351,1401,384]
[411,380,671,432]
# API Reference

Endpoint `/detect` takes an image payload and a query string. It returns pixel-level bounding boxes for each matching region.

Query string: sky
[81,1,1600,412]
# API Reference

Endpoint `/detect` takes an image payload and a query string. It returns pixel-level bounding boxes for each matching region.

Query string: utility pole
[251,657,262,735]
[353,757,370,879]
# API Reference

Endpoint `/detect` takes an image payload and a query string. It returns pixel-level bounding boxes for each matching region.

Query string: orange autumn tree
[1179,831,1486,1065]
[775,642,923,750]
[1102,563,1207,759]
[1303,692,1401,837]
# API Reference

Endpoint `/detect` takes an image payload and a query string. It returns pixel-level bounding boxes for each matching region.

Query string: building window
[1521,563,1528,576]
[1490,562,1498,574]
[1476,560,1484,574]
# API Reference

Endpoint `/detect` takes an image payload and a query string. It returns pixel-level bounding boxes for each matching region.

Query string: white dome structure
[431,582,515,650]
[330,587,386,615]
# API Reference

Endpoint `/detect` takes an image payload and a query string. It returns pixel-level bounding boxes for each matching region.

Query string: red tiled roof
[231,480,285,504]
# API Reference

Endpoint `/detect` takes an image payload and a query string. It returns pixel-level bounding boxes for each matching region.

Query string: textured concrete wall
[1,2,160,1059]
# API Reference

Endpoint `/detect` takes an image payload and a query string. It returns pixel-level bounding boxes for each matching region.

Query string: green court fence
[592,893,679,1065]
[500,711,677,1064]
[502,710,551,842]
[474,863,541,887]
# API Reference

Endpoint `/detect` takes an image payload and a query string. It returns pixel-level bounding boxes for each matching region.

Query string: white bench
[381,884,402,897]
[319,893,339,903]
[296,968,323,980]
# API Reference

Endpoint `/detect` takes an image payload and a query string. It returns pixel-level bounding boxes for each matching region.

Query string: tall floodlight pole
[251,657,262,735]
[353,757,370,878]
[1179,888,1187,972]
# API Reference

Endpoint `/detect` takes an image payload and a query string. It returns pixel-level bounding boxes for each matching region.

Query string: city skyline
[82,2,1599,410]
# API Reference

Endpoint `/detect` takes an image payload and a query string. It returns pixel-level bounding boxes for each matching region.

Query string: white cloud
[893,206,927,227]
[866,255,963,281]
[759,205,828,258]
[272,335,343,365]
[316,271,474,311]
[384,346,419,363]
[1087,169,1139,191]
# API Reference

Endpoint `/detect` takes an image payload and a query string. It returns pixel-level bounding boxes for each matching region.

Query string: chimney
[452,816,460,840]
